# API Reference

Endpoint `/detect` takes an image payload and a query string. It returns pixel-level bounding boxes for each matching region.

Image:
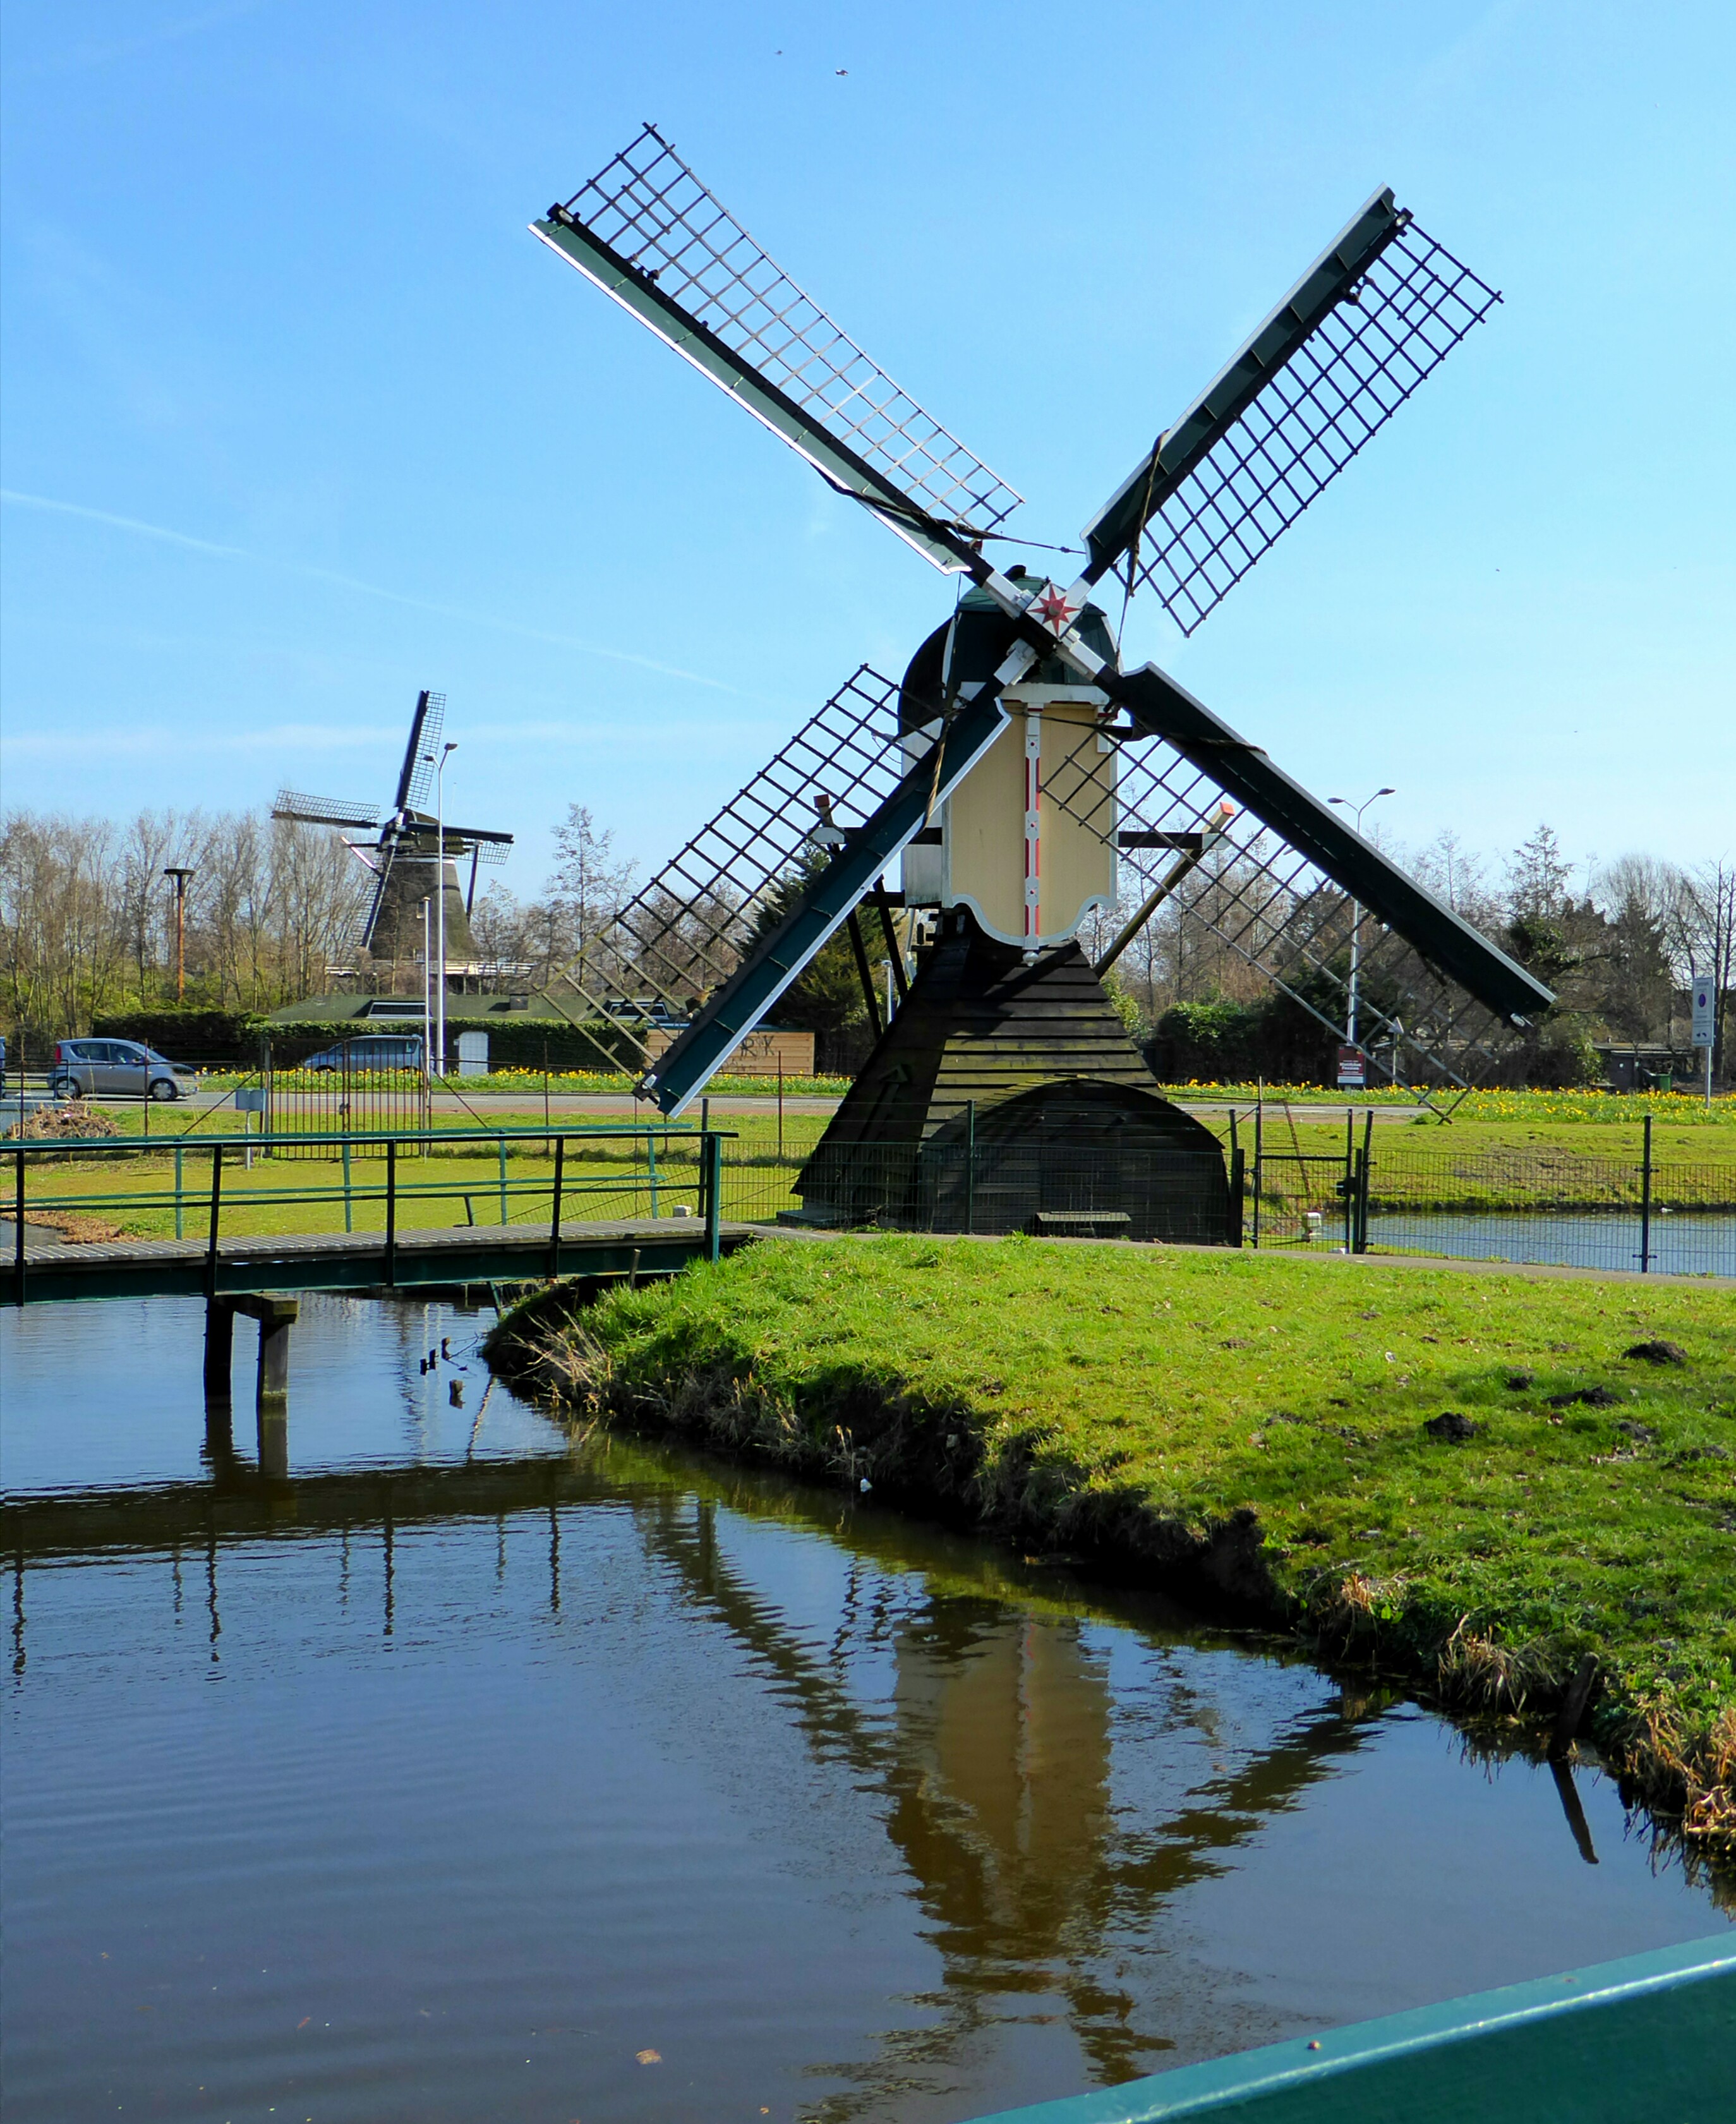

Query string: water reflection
[631,1490,1382,2105]
[4,1296,1725,2124]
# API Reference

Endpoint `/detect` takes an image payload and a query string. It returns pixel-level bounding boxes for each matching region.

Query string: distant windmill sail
[271,689,510,965]
[272,791,381,830]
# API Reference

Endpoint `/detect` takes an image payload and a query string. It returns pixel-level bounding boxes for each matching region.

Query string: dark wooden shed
[795,914,1230,1241]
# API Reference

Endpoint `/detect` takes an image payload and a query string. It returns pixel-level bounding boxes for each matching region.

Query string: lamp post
[162,867,195,999]
[420,896,433,1097]
[433,741,457,1082]
[1327,788,1395,1047]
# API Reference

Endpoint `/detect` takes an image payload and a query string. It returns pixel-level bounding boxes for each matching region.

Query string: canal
[3,1292,1727,2123]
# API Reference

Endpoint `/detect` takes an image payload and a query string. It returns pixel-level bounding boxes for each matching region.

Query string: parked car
[301,1034,425,1073]
[50,1039,199,1102]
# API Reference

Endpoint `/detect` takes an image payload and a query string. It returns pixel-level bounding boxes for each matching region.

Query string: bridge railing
[8,1125,733,1285]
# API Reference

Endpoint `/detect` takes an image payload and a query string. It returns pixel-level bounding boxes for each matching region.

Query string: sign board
[233,1087,268,1112]
[455,1030,490,1078]
[1337,1045,1367,1089]
[1691,980,1715,1048]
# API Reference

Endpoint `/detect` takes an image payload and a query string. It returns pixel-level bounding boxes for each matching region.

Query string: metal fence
[711,1119,1732,1276]
[8,1126,711,1252]
[1358,1154,1733,1277]
[723,1139,1241,1246]
[1245,1115,1735,1277]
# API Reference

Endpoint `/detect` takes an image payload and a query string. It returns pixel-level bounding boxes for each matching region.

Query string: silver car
[50,1039,198,1102]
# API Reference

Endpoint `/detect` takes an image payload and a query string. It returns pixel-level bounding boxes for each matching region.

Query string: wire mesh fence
[1246,1126,1735,1277]
[717,1137,1238,1245]
[1359,1153,1735,1277]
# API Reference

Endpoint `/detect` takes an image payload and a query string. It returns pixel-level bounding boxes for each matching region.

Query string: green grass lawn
[499,1236,1736,1854]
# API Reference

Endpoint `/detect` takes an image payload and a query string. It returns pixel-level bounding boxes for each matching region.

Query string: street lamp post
[162,867,195,999]
[420,896,433,1099]
[433,742,457,1081]
[1327,788,1395,1049]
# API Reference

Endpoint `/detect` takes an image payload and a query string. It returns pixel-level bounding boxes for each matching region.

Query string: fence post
[1342,1108,1355,1252]
[13,1145,24,1304]
[1227,1147,1245,1248]
[385,1138,397,1288]
[342,1137,353,1233]
[704,1132,723,1264]
[262,1038,273,1157]
[647,1130,660,1219]
[174,1145,184,1240]
[1251,1093,1263,1249]
[205,1143,224,1300]
[1358,1109,1374,1253]
[965,1100,976,1236]
[1639,1111,1653,1275]
[498,1135,509,1226]
[548,1135,565,1279]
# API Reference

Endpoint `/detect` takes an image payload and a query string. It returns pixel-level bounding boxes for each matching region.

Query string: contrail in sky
[0,488,749,697]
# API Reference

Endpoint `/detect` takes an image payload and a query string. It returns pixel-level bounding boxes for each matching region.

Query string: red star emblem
[1030,582,1076,634]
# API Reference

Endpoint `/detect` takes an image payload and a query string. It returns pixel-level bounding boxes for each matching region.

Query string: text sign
[1337,1045,1367,1088]
[234,1087,268,1112]
[1691,981,1715,1048]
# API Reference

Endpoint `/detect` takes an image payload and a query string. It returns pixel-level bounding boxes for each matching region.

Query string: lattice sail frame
[552,124,1023,541]
[1043,716,1528,1096]
[1121,222,1500,636]
[546,667,916,1064]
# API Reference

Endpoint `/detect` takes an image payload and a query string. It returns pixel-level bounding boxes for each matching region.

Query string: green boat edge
[958,1933,1735,2123]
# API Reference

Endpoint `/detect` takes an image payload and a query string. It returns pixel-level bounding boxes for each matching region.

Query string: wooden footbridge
[6,1123,754,1421]
[7,1209,750,1305]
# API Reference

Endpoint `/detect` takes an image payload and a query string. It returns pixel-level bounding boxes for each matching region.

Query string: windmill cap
[900,579,1116,730]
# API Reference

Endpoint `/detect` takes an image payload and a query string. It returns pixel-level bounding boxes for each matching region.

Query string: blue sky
[3,1,1731,899]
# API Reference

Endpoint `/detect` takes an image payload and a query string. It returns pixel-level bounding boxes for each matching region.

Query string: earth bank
[485,1233,1736,1862]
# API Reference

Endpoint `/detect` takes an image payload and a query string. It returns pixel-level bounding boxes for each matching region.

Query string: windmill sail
[393,690,446,817]
[637,683,1013,1113]
[272,792,381,830]
[541,665,1006,1093]
[533,125,1021,569]
[1037,672,1552,1088]
[1081,195,1500,633]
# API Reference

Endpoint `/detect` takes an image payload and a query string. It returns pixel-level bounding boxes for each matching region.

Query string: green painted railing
[8,1123,737,1300]
[958,1935,1733,2123]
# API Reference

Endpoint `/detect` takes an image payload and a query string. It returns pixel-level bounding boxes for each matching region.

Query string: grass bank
[490,1236,1736,1857]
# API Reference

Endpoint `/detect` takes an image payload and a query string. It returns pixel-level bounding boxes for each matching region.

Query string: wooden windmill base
[793,910,1233,1243]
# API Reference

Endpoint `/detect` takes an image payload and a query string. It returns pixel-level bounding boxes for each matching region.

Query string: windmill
[529,128,1553,1229]
[274,690,514,984]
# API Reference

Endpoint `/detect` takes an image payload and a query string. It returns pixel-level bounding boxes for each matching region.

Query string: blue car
[301,1034,425,1073]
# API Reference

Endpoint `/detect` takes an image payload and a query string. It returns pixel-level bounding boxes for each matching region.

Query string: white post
[1328,788,1394,1053]
[435,742,455,1084]
[421,897,433,1095]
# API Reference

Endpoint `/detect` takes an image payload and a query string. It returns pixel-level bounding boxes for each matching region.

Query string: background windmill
[274,689,514,991]
[529,126,1554,1227]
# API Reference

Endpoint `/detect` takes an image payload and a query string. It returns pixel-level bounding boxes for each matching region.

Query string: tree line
[4,799,1730,1084]
[0,807,365,1042]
